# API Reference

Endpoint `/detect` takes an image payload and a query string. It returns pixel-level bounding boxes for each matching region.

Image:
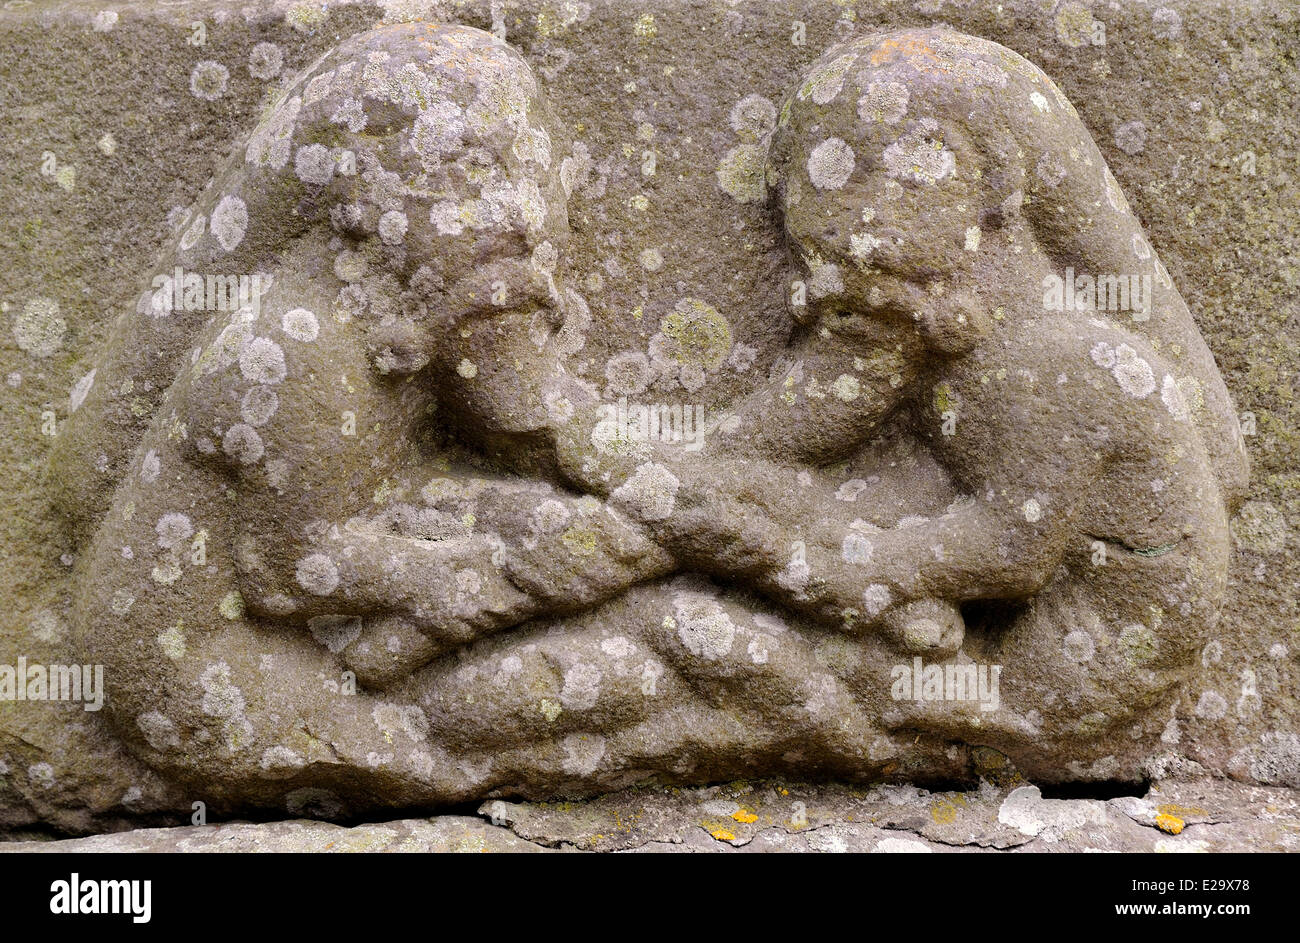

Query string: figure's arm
[554,349,1107,631]
[557,431,894,624]
[233,481,675,686]
[547,328,924,615]
[475,484,679,613]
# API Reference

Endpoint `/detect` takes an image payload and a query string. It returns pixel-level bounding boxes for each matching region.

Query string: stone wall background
[0,0,1295,834]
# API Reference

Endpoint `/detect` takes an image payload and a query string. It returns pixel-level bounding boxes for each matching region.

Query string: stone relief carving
[52,23,1247,816]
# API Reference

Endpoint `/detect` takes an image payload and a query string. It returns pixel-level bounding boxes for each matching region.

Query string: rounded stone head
[249,22,579,438]
[768,28,1249,507]
[770,28,1119,352]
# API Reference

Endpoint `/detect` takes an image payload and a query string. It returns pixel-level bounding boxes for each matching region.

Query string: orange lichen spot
[930,801,958,825]
[869,35,951,74]
[1154,813,1185,835]
[731,809,758,824]
[711,828,736,842]
[1157,803,1207,818]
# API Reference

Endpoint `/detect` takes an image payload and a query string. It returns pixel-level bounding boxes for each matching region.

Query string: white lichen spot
[611,462,680,521]
[158,623,186,660]
[1036,153,1067,187]
[882,121,956,186]
[180,213,206,251]
[309,615,361,653]
[850,232,884,263]
[13,297,65,358]
[27,762,55,789]
[808,137,855,190]
[155,512,194,549]
[1023,498,1042,523]
[1161,374,1190,421]
[411,102,465,169]
[281,307,319,343]
[240,385,279,426]
[378,210,408,245]
[807,260,844,299]
[605,351,652,397]
[842,532,873,564]
[872,837,932,853]
[222,423,264,464]
[218,591,245,621]
[111,590,135,615]
[294,143,335,185]
[801,53,856,105]
[372,702,429,742]
[285,1,328,33]
[1111,344,1156,398]
[245,95,300,170]
[137,712,181,750]
[601,636,635,659]
[531,499,571,534]
[1089,341,1116,369]
[1114,120,1147,156]
[248,42,284,80]
[729,94,777,139]
[210,195,248,252]
[858,81,909,124]
[189,61,229,101]
[1153,7,1183,39]
[561,733,605,775]
[295,553,339,596]
[673,594,736,660]
[239,337,287,384]
[560,663,602,710]
[261,746,305,771]
[835,479,869,502]
[560,141,593,197]
[1195,690,1228,721]
[199,661,246,720]
[831,374,861,401]
[862,584,892,618]
[512,127,552,169]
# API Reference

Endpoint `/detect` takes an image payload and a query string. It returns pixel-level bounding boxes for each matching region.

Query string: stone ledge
[4,777,1296,852]
[2,0,1296,834]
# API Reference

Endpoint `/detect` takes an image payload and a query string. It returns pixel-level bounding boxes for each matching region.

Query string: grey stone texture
[0,0,1296,838]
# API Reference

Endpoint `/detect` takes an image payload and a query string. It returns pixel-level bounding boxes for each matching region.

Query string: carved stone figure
[52,23,1246,817]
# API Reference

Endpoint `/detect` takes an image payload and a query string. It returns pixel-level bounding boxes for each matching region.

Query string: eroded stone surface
[53,19,1248,810]
[2,1,1297,834]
